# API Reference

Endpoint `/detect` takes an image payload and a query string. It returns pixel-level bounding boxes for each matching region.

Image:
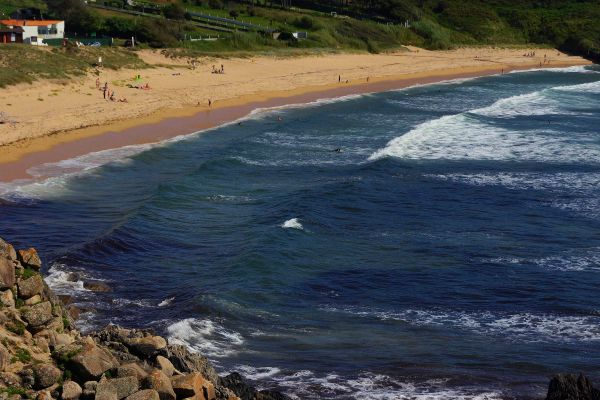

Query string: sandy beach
[0,46,591,181]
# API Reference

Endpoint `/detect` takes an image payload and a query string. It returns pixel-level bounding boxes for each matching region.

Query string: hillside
[1,0,599,61]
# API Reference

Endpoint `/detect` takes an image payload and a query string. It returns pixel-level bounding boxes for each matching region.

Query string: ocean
[2,65,600,399]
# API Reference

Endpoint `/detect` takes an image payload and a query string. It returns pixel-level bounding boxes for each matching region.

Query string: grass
[11,348,32,363]
[0,387,27,396]
[0,45,147,88]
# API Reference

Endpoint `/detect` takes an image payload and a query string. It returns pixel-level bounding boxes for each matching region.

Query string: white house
[0,19,64,45]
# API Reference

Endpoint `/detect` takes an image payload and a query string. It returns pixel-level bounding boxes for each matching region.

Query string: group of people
[96,78,128,103]
[212,64,225,74]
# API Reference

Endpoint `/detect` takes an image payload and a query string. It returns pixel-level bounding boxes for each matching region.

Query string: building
[0,26,24,44]
[0,20,64,45]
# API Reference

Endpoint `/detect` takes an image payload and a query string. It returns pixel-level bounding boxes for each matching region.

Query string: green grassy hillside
[1,0,599,61]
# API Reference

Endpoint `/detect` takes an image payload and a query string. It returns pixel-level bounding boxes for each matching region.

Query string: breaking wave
[166,318,244,358]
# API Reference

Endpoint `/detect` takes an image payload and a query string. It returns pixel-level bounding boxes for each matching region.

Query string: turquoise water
[2,65,600,399]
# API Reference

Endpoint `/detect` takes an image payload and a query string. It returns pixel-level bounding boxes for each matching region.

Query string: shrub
[208,0,223,9]
[229,10,239,19]
[11,348,32,363]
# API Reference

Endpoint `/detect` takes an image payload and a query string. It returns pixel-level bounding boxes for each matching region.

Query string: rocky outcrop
[0,237,289,400]
[546,374,600,400]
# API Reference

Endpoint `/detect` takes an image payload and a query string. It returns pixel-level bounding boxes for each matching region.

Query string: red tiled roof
[0,19,63,27]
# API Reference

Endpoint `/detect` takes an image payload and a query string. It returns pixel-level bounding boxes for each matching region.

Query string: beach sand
[0,46,591,181]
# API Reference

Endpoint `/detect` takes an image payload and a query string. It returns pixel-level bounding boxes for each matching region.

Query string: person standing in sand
[208,99,212,108]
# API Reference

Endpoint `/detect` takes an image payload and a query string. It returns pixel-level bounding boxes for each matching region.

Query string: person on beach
[208,99,212,108]
[338,75,341,83]
[221,64,224,73]
[367,77,370,83]
[103,86,107,99]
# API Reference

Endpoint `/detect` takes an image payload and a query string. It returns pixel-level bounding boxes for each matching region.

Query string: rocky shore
[1,236,599,400]
[0,237,289,400]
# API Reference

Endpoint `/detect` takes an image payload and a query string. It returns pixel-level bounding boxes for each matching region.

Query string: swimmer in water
[333,148,342,153]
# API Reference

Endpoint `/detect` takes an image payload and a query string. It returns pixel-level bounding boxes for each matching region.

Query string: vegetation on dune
[0,45,146,87]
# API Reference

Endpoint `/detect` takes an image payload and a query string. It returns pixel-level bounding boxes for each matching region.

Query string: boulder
[18,275,44,299]
[256,391,291,400]
[546,374,600,400]
[219,373,255,400]
[17,248,42,270]
[22,301,53,328]
[24,294,43,306]
[96,376,139,400]
[167,345,219,385]
[0,257,15,290]
[142,370,176,400]
[156,356,177,377]
[0,343,10,371]
[0,238,17,260]
[95,385,118,400]
[33,364,62,389]
[69,342,120,381]
[62,380,83,400]
[82,381,98,400]
[0,371,22,387]
[83,281,112,292]
[117,363,148,381]
[170,373,203,399]
[0,289,15,308]
[128,336,167,358]
[125,390,160,400]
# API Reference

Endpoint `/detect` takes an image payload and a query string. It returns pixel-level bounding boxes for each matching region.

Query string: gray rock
[69,342,120,381]
[166,345,219,385]
[33,363,62,389]
[0,289,14,308]
[546,373,600,400]
[0,343,9,371]
[156,356,177,377]
[117,363,148,381]
[17,248,42,270]
[62,381,83,400]
[83,281,112,292]
[22,301,53,328]
[81,381,98,400]
[0,257,15,290]
[96,376,139,400]
[0,238,17,260]
[142,370,175,400]
[18,274,44,299]
[128,336,167,358]
[24,294,42,306]
[125,390,160,400]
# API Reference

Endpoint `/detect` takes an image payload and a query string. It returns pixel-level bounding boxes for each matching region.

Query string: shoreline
[0,54,591,183]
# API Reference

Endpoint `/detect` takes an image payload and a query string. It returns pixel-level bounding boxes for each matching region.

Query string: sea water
[2,65,600,399]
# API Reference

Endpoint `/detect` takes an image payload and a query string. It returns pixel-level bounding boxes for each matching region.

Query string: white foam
[44,263,87,293]
[553,80,600,94]
[158,297,175,307]
[281,218,303,230]
[238,368,504,400]
[322,306,600,343]
[166,318,244,358]
[369,112,600,163]
[471,91,569,118]
[509,65,599,74]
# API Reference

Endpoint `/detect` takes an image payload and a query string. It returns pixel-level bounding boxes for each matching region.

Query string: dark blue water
[2,65,600,399]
